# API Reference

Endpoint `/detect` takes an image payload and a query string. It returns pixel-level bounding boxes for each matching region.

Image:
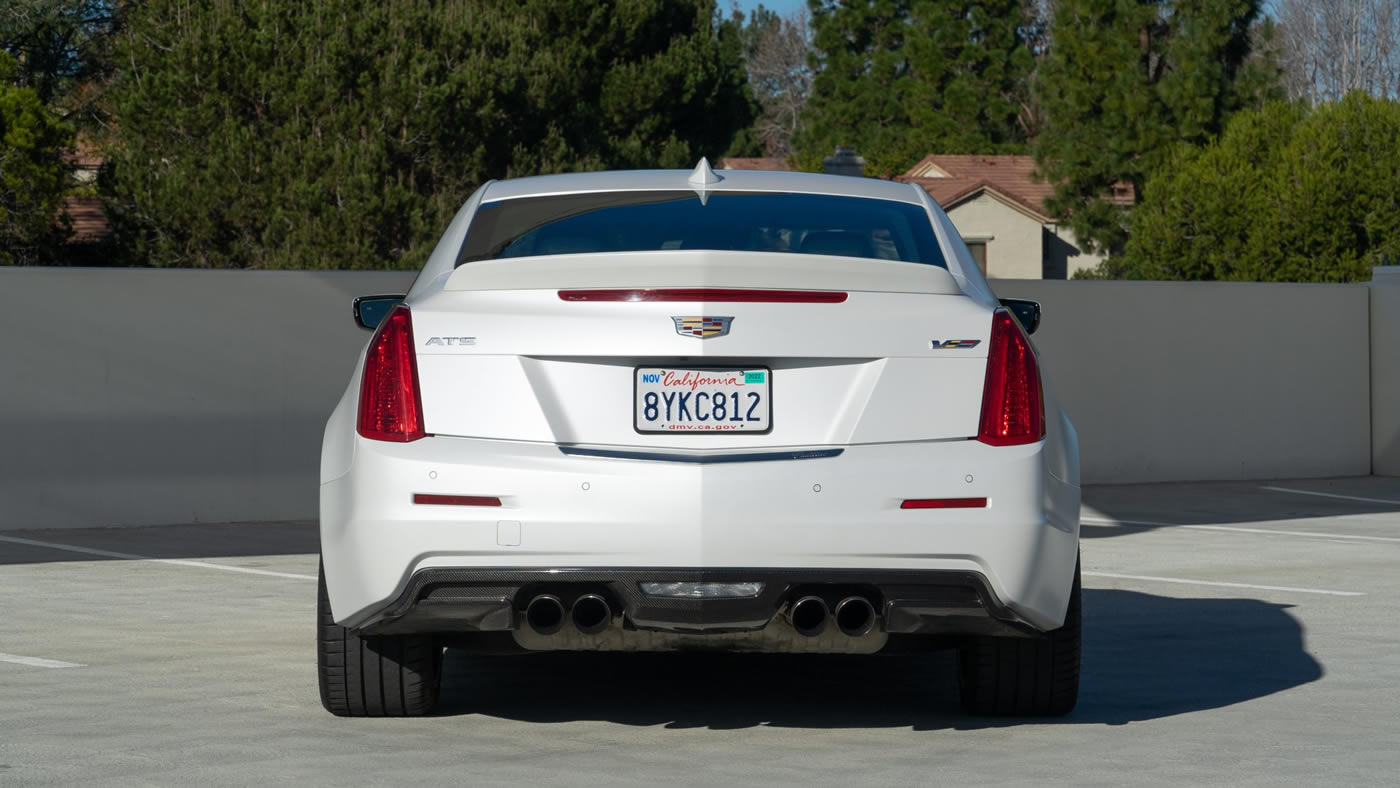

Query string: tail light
[977,308,1045,446]
[357,305,425,442]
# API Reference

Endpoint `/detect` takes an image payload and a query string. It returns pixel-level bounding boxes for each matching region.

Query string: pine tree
[104,0,755,269]
[795,0,1036,175]
[1032,0,1279,253]
[0,52,73,265]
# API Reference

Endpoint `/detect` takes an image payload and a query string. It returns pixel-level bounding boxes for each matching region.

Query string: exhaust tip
[834,596,877,637]
[525,594,566,635]
[571,594,612,635]
[789,595,829,637]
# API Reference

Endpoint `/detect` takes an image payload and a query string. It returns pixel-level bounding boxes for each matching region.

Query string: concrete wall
[1372,267,1400,476]
[945,194,1042,280]
[0,268,415,530]
[994,279,1373,484]
[0,268,1385,529]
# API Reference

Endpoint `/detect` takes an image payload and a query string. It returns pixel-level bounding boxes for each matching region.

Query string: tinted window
[456,191,945,268]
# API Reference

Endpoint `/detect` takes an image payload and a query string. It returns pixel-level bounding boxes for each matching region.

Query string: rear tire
[317,561,442,717]
[958,558,1080,716]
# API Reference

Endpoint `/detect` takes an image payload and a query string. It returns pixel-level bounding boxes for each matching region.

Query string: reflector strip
[900,498,988,509]
[413,494,502,507]
[558,288,848,303]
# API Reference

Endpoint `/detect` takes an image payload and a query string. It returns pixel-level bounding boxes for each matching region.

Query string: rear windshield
[455,190,946,268]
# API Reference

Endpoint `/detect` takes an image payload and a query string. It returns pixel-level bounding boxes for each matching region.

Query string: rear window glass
[455,191,945,268]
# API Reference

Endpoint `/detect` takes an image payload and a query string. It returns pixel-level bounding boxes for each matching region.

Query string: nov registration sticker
[634,368,772,433]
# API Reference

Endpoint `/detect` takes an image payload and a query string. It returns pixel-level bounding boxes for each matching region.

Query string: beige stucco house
[898,155,1120,279]
[724,153,1127,279]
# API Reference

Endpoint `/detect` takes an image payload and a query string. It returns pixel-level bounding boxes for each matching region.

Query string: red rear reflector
[413,494,502,507]
[977,308,1045,446]
[900,498,988,509]
[357,305,426,442]
[558,288,847,303]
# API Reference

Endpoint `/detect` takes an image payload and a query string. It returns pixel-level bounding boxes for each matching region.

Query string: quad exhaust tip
[834,596,877,637]
[571,594,613,635]
[789,595,829,637]
[525,594,566,635]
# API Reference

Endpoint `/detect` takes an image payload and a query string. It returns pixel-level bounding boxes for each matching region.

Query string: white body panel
[320,167,1080,640]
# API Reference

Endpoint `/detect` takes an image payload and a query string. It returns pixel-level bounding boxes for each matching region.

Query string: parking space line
[1180,524,1400,543]
[1084,571,1365,597]
[1082,517,1400,544]
[1260,486,1400,506]
[0,535,316,580]
[0,652,85,669]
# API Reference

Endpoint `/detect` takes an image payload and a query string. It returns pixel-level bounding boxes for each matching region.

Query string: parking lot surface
[2,477,1398,786]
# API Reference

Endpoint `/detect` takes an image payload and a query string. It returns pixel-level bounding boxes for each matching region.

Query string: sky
[731,0,808,17]
[733,1,1288,21]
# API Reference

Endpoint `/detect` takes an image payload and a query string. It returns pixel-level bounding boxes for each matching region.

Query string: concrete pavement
[1,477,1398,786]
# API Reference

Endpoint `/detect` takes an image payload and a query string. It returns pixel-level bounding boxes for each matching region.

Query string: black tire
[958,557,1080,716]
[317,561,442,717]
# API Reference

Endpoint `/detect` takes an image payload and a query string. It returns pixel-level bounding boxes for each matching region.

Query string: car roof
[479,166,927,205]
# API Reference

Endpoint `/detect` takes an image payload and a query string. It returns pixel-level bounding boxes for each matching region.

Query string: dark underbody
[351,567,1043,651]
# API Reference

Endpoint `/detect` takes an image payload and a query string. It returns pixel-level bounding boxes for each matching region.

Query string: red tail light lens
[357,305,425,442]
[977,308,1045,446]
[558,288,848,303]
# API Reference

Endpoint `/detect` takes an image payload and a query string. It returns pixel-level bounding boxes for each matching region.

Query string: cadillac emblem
[672,316,734,339]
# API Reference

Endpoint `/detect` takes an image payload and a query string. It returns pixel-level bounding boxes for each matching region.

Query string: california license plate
[634,368,772,433]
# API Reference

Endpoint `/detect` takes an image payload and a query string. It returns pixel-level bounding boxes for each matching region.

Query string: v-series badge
[931,339,981,349]
[424,336,476,346]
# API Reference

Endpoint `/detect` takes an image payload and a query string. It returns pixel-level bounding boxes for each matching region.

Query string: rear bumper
[353,566,1036,640]
[320,435,1080,634]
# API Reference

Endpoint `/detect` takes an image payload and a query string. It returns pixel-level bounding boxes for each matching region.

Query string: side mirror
[999,298,1041,335]
[353,295,405,331]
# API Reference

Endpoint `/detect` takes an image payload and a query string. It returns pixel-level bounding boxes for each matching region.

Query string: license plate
[634,368,771,433]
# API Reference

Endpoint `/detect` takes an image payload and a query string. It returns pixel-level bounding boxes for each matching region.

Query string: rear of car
[317,166,1081,718]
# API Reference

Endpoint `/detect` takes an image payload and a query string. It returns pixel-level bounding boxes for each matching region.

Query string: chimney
[822,146,866,177]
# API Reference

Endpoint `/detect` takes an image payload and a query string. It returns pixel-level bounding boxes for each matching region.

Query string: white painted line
[0,652,85,669]
[1082,517,1400,544]
[1260,485,1400,506]
[1084,571,1365,597]
[1082,515,1181,528]
[1181,524,1400,543]
[0,535,316,580]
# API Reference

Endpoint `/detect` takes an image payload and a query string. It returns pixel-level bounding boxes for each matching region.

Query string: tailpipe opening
[525,594,566,635]
[789,595,829,637]
[571,594,613,635]
[834,596,877,637]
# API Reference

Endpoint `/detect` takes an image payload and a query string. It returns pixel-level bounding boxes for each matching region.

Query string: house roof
[898,154,1134,223]
[717,157,792,171]
[62,197,112,243]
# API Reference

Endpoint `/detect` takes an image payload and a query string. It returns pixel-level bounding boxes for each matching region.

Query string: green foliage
[0,52,73,265]
[105,0,755,269]
[795,0,1036,176]
[1033,0,1280,253]
[1107,93,1400,282]
[0,0,126,127]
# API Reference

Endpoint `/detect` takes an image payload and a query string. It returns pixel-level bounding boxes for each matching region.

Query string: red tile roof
[898,154,1133,222]
[61,197,112,242]
[717,157,792,171]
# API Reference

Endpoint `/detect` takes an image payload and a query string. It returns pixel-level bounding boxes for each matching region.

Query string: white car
[317,160,1081,717]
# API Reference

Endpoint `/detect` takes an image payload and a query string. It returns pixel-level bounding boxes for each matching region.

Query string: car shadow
[435,589,1322,728]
